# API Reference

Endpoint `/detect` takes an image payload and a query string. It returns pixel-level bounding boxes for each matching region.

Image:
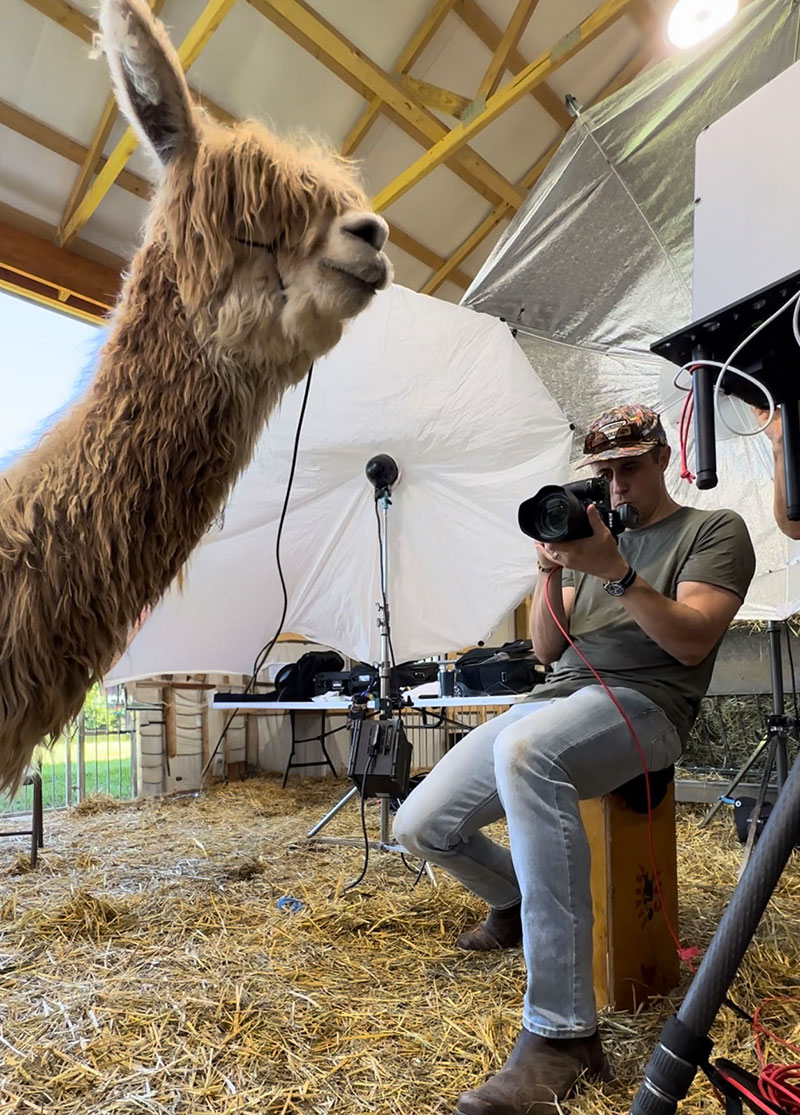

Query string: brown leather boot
[455,1027,610,1115]
[456,902,522,951]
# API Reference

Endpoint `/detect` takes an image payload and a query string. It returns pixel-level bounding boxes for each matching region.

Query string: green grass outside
[0,733,133,814]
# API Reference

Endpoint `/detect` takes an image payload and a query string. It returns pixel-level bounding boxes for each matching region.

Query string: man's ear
[658,444,672,471]
[99,0,198,167]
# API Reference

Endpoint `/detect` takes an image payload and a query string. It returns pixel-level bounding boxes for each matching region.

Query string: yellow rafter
[20,0,236,125]
[399,76,471,118]
[0,277,103,325]
[59,0,237,245]
[386,222,472,289]
[341,0,457,156]
[58,97,118,247]
[247,0,523,209]
[421,140,560,295]
[455,0,573,132]
[0,84,455,288]
[373,0,637,214]
[0,98,151,200]
[422,41,658,295]
[477,0,541,101]
[58,0,167,248]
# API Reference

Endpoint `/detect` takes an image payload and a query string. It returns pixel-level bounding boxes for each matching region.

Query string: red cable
[679,375,696,484]
[543,570,698,970]
[754,998,800,1112]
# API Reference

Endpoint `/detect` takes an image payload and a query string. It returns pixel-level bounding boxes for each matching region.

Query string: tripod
[630,623,800,1115]
[306,455,435,884]
[700,620,795,874]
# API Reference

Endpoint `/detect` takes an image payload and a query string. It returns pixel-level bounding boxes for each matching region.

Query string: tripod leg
[699,735,769,827]
[306,785,359,837]
[630,751,800,1115]
[423,861,438,887]
[738,732,778,879]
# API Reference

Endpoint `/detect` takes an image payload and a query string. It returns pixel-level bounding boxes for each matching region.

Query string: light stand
[700,621,795,875]
[306,455,433,883]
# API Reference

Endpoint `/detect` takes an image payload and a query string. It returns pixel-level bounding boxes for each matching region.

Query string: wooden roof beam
[386,222,473,289]
[57,0,168,248]
[58,0,238,245]
[455,0,573,132]
[399,76,471,118]
[477,0,541,101]
[247,0,524,209]
[0,97,151,200]
[373,0,638,214]
[0,216,120,310]
[422,40,658,295]
[421,140,560,295]
[19,0,235,125]
[342,0,457,156]
[0,99,464,289]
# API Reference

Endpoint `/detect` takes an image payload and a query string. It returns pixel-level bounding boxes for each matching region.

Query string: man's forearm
[616,575,715,666]
[530,568,569,664]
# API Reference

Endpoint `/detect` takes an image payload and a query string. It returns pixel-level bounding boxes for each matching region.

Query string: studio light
[667,0,738,49]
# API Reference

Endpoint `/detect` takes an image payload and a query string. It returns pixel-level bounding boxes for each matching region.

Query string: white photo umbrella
[108,284,571,682]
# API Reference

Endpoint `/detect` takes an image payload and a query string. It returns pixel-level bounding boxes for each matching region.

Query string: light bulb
[667,0,738,49]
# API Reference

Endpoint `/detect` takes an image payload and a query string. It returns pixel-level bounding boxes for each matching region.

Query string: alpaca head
[100,0,393,374]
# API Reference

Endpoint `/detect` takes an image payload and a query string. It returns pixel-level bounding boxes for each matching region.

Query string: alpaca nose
[344,215,388,252]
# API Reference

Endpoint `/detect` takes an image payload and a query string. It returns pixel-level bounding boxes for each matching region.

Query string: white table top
[210,694,528,711]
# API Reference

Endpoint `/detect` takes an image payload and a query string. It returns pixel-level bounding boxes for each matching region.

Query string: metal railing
[0,684,138,815]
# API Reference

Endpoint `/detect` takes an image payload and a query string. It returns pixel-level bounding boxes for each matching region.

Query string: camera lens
[534,492,571,541]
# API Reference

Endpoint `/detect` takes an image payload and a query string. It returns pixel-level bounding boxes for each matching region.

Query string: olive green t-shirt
[530,506,756,743]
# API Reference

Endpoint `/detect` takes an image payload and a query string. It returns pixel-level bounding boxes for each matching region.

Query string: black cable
[343,753,376,893]
[785,623,798,727]
[202,365,314,781]
[250,365,315,682]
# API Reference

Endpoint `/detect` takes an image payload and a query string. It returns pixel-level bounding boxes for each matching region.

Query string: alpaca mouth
[323,259,387,294]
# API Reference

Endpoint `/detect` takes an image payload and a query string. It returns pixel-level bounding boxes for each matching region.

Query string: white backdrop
[108,285,572,681]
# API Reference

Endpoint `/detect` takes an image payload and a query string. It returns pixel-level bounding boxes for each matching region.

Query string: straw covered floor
[1,775,799,1114]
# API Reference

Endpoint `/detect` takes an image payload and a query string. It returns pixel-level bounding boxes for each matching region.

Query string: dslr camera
[518,476,638,543]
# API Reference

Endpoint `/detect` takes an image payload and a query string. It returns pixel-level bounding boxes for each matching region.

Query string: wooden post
[245,715,259,773]
[580,782,680,1012]
[163,686,178,760]
[199,674,211,773]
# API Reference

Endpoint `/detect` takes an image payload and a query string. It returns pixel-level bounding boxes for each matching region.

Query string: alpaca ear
[99,0,197,166]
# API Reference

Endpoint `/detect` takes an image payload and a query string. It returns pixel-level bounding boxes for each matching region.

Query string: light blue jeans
[392,686,682,1038]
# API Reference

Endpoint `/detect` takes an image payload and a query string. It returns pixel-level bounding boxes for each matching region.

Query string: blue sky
[0,291,103,466]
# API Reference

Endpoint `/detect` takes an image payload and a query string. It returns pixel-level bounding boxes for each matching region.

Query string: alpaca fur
[0,0,392,796]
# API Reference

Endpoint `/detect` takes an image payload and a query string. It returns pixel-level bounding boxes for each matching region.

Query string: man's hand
[534,542,561,571]
[541,504,629,582]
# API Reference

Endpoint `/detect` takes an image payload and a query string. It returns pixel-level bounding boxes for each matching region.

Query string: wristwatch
[603,565,637,597]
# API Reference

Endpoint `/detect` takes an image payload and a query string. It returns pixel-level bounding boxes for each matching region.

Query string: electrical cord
[786,624,799,728]
[343,751,376,893]
[753,996,800,1112]
[202,366,314,781]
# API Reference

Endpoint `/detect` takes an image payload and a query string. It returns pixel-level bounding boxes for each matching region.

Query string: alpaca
[0,0,392,796]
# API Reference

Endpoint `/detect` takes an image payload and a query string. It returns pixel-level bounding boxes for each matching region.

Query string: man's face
[590,446,670,522]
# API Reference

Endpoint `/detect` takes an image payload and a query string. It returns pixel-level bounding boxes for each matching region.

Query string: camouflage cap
[577,404,668,468]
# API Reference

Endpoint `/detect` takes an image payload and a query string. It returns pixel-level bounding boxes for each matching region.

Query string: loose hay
[1,776,798,1114]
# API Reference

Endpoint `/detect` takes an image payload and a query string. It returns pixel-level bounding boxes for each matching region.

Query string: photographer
[393,404,755,1115]
[752,406,800,540]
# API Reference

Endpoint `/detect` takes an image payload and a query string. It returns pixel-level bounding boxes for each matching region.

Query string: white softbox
[108,285,571,681]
